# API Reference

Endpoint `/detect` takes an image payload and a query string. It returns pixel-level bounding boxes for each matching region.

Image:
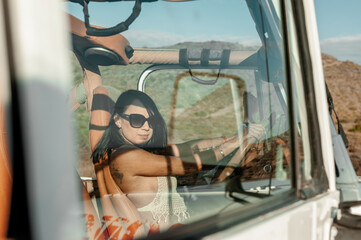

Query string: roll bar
[69,0,146,37]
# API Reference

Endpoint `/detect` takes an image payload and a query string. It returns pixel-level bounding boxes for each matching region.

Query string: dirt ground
[322,54,361,176]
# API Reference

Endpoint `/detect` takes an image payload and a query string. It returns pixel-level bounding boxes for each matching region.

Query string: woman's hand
[246,123,266,144]
[213,123,266,183]
[214,123,266,160]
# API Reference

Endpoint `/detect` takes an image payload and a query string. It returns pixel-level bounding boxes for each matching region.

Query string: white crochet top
[137,176,190,223]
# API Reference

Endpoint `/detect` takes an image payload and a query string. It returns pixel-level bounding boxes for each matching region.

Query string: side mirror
[334,201,361,229]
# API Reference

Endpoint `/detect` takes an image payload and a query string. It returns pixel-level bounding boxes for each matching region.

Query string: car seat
[88,86,145,239]
[69,13,145,238]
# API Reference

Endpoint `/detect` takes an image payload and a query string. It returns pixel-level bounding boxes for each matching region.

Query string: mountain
[322,53,361,175]
[162,41,260,51]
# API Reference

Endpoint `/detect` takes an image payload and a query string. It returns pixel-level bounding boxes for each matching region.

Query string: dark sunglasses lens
[129,114,146,128]
[147,117,155,128]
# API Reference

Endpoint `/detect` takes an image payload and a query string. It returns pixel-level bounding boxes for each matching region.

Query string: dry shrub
[350,123,361,133]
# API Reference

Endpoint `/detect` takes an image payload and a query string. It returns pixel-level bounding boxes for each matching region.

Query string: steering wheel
[212,115,275,183]
[213,139,264,183]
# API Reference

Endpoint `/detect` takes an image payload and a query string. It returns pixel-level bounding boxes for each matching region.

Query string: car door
[0,0,344,239]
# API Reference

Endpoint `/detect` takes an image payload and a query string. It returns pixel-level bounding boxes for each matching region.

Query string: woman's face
[116,100,154,145]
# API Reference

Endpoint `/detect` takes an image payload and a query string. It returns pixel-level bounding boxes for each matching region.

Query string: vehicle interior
[65,0,312,238]
[2,0,360,239]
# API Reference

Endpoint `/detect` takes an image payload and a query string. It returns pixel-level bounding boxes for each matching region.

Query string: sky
[67,0,361,64]
[314,0,361,64]
[67,0,262,47]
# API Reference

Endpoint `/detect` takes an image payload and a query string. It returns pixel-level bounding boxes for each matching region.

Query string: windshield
[66,0,305,238]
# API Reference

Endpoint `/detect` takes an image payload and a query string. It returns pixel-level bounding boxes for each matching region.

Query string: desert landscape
[322,54,361,175]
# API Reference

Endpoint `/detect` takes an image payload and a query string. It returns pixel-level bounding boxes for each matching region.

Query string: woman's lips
[138,134,149,139]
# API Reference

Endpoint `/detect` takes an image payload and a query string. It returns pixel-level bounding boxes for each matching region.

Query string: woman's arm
[111,147,198,177]
[111,136,243,178]
[89,86,114,152]
[190,135,232,152]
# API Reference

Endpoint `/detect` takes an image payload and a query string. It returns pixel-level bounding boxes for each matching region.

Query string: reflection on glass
[67,0,296,239]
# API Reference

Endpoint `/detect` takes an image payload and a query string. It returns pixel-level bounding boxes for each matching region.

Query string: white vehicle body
[0,0,360,240]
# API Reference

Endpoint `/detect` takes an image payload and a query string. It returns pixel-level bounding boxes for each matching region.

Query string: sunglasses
[120,113,155,128]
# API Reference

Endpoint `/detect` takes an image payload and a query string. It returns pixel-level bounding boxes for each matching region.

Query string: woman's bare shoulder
[111,145,148,165]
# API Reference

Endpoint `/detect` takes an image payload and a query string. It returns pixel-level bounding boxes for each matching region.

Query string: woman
[90,88,258,234]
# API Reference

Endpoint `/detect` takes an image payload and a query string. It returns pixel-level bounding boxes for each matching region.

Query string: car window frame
[133,1,311,238]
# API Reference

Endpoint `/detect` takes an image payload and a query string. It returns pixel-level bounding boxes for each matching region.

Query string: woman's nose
[141,120,150,130]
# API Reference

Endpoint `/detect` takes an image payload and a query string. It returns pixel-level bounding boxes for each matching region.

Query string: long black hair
[92,90,167,163]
